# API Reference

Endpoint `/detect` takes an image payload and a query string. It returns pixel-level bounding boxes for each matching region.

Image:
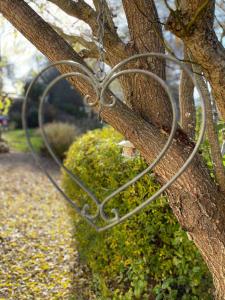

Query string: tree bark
[122,0,172,127]
[165,0,225,121]
[48,0,127,65]
[49,0,172,129]
[190,57,225,192]
[179,47,196,139]
[1,0,225,297]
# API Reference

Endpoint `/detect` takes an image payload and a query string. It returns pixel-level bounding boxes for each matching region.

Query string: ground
[0,152,94,300]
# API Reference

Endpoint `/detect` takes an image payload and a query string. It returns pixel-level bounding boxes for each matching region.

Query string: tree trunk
[121,0,172,128]
[1,0,225,297]
[165,0,225,121]
[166,2,225,294]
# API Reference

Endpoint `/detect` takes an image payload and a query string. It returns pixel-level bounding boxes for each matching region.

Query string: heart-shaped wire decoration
[22,53,206,232]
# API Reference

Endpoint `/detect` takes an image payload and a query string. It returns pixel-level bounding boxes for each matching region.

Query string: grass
[3,129,43,153]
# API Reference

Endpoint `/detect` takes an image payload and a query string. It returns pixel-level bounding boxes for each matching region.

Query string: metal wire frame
[96,0,106,81]
[22,53,206,232]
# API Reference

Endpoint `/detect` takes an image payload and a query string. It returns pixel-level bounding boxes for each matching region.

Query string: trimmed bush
[62,127,213,300]
[41,122,79,159]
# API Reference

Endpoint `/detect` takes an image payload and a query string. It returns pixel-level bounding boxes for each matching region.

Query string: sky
[0,20,44,93]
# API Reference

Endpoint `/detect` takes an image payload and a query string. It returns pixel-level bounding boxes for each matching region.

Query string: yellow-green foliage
[0,96,11,115]
[62,127,213,300]
[41,122,79,159]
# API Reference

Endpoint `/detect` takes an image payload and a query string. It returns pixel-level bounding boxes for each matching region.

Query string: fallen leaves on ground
[0,152,95,300]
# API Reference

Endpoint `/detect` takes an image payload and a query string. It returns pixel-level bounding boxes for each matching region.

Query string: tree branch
[179,47,196,140]
[165,0,225,121]
[121,0,172,127]
[47,0,125,63]
[190,53,225,191]
[52,24,99,59]
[186,0,211,32]
[47,0,97,31]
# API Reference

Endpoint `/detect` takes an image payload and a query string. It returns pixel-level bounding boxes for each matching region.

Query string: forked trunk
[0,0,225,298]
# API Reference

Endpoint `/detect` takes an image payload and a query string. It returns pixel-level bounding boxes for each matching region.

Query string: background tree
[9,67,90,129]
[0,0,225,298]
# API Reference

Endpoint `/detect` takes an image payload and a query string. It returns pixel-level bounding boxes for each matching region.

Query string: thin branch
[47,0,98,31]
[179,47,196,140]
[46,0,126,64]
[163,0,175,12]
[190,53,225,191]
[186,0,211,31]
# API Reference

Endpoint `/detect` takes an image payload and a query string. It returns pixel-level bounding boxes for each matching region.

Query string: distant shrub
[8,99,58,129]
[41,122,79,159]
[62,127,213,300]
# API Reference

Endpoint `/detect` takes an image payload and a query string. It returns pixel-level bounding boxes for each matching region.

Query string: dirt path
[0,153,93,300]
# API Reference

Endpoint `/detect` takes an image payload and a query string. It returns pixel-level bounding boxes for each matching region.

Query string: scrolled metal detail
[22,53,206,232]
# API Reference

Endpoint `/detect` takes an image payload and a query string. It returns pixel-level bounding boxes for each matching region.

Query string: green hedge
[62,127,213,300]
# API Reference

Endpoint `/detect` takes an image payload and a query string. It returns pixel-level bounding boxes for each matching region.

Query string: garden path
[0,152,93,300]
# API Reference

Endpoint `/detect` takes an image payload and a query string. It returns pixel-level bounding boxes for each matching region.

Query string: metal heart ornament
[23,53,206,232]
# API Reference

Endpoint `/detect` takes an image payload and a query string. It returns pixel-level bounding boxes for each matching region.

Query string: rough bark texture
[50,0,172,129]
[121,0,172,128]
[179,47,196,139]
[1,0,225,298]
[191,57,225,192]
[165,0,225,121]
[166,2,225,295]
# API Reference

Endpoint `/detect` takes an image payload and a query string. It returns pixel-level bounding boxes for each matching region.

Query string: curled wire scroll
[22,53,206,232]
